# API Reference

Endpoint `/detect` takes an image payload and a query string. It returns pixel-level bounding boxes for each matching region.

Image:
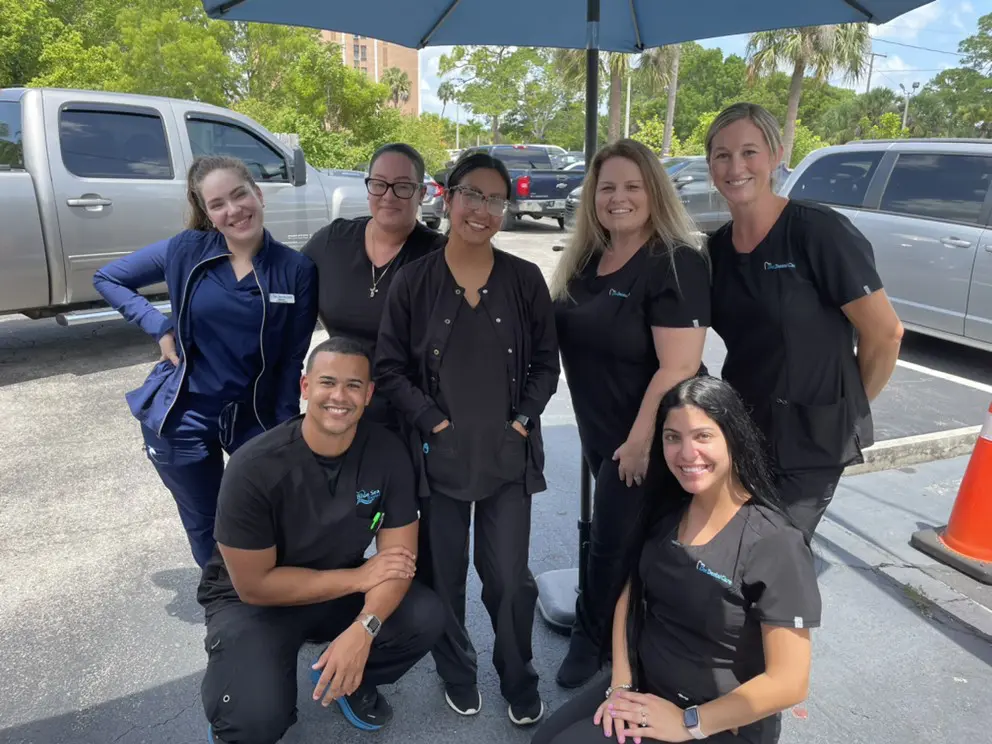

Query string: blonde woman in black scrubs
[302,143,443,429]
[551,139,712,688]
[705,103,903,540]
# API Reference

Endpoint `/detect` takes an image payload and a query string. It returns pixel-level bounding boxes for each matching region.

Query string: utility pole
[624,72,632,138]
[866,51,887,93]
[455,101,460,150]
[900,81,920,129]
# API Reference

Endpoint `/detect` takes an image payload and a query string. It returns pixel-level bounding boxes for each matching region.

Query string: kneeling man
[197,335,444,744]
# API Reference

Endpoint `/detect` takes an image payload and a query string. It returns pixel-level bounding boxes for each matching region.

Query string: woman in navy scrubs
[302,143,442,429]
[532,376,820,744]
[551,139,711,688]
[94,156,317,568]
[705,103,903,539]
[375,153,559,726]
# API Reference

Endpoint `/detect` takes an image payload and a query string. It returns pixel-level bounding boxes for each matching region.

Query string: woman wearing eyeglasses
[375,152,559,726]
[301,143,443,429]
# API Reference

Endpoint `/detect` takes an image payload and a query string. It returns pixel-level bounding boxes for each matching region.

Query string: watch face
[683,707,699,728]
[365,616,381,634]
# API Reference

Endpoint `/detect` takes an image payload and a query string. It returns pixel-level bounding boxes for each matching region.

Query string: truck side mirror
[292,147,307,187]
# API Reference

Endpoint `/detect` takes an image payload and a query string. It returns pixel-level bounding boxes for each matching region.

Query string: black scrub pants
[202,582,444,744]
[142,394,262,568]
[419,483,540,706]
[531,674,757,744]
[567,450,646,660]
[774,467,844,542]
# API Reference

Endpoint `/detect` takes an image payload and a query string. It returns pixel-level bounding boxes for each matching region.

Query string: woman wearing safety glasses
[302,143,443,429]
[375,152,559,727]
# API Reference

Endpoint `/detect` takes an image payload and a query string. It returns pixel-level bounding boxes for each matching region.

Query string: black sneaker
[337,683,393,731]
[555,643,601,688]
[508,695,545,726]
[444,683,482,716]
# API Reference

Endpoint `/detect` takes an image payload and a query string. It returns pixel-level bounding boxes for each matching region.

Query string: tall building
[321,32,420,117]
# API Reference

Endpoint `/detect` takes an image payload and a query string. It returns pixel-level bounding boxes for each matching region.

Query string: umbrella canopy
[202,0,934,53]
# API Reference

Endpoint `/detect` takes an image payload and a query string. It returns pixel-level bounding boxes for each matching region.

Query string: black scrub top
[301,216,442,354]
[637,502,821,744]
[709,200,883,472]
[426,298,523,502]
[554,241,711,458]
[196,416,419,614]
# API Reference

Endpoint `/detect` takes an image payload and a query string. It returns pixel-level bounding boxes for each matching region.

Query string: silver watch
[357,613,381,638]
[683,705,705,739]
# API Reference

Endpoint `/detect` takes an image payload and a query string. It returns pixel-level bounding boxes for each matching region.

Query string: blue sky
[417,0,987,119]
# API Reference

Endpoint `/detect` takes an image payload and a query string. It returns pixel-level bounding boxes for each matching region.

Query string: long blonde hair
[549,139,703,302]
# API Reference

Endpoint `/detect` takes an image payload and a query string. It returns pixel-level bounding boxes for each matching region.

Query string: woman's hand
[158,332,179,366]
[594,688,639,743]
[613,433,651,487]
[608,690,691,743]
[431,419,451,434]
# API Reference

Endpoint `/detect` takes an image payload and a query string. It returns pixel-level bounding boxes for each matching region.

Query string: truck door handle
[940,236,971,249]
[67,196,113,208]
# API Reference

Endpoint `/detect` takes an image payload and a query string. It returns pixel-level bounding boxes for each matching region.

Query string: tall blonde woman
[704,103,903,541]
[551,139,711,688]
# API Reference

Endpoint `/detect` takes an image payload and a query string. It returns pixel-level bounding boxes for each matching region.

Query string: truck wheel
[557,217,565,230]
[501,211,516,231]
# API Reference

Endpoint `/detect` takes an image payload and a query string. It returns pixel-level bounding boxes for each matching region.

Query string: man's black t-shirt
[196,417,419,613]
[637,502,821,744]
[709,200,883,471]
[301,216,442,354]
[554,242,711,458]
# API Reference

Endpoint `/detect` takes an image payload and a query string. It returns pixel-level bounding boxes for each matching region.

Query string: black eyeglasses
[365,178,421,200]
[451,185,511,216]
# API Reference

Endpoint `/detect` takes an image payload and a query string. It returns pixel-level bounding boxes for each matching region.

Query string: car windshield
[664,159,694,175]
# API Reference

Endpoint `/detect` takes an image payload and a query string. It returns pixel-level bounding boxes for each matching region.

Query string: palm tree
[437,81,457,119]
[747,24,870,166]
[638,45,682,154]
[381,67,412,109]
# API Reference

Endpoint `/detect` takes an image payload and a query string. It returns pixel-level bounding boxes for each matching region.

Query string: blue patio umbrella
[201,0,935,631]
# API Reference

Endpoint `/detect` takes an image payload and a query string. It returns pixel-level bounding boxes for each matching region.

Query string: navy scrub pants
[141,393,263,567]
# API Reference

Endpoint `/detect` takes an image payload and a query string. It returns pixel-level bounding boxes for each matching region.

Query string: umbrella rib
[420,0,463,48]
[210,0,246,15]
[841,0,875,21]
[628,0,644,51]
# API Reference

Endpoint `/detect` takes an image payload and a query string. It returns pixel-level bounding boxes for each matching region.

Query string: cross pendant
[369,286,377,298]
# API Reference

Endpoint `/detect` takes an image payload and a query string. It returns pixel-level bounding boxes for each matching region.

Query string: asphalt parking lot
[1,220,990,744]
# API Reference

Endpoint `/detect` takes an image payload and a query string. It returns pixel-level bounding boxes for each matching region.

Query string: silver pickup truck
[0,87,371,325]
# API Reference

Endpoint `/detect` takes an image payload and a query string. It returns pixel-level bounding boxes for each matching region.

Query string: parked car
[452,144,586,230]
[421,173,444,229]
[0,87,370,325]
[780,139,992,352]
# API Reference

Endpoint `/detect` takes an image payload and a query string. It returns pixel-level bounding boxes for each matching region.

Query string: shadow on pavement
[0,317,156,387]
[151,567,206,626]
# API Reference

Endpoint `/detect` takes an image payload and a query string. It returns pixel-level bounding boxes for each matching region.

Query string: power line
[873,38,966,56]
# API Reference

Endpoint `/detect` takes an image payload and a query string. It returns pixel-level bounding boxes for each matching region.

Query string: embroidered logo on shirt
[695,560,733,587]
[763,262,796,271]
[356,489,381,506]
[608,288,630,298]
[794,616,804,629]
[269,293,296,304]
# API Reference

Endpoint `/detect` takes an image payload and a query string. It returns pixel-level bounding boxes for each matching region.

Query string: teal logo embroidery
[764,262,796,271]
[609,288,629,298]
[356,489,381,506]
[695,560,733,587]
[423,443,430,454]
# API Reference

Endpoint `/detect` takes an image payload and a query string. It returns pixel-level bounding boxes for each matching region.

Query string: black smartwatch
[512,413,534,432]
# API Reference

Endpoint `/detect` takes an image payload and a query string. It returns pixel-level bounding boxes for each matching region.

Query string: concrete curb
[876,564,992,642]
[844,425,981,476]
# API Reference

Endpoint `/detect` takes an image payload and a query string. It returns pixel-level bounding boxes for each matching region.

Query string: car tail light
[516,175,531,198]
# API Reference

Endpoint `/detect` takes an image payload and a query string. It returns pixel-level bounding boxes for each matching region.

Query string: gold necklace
[368,225,399,298]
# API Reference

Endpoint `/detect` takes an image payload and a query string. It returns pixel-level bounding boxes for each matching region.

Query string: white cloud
[420,77,444,115]
[961,1,974,13]
[870,1,943,41]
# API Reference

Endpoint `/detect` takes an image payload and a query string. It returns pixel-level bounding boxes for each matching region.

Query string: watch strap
[683,705,705,739]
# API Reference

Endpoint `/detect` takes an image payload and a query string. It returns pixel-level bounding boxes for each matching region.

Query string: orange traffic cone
[911,402,992,584]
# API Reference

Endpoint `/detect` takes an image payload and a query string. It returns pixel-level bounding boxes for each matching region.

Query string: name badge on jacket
[269,293,296,304]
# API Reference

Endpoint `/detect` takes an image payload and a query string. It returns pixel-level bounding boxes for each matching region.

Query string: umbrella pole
[535,0,599,636]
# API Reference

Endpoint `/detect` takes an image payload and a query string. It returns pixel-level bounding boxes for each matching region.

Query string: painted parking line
[895,359,992,396]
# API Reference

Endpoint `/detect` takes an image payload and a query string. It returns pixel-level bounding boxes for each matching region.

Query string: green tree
[674,110,720,156]
[747,24,871,167]
[858,111,908,140]
[959,12,992,74]
[437,81,458,119]
[789,120,828,166]
[637,45,682,154]
[632,118,668,153]
[0,0,64,87]
[439,46,539,142]
[928,67,992,137]
[381,67,412,108]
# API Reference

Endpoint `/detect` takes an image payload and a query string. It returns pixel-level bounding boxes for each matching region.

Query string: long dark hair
[600,375,786,686]
[185,155,259,231]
